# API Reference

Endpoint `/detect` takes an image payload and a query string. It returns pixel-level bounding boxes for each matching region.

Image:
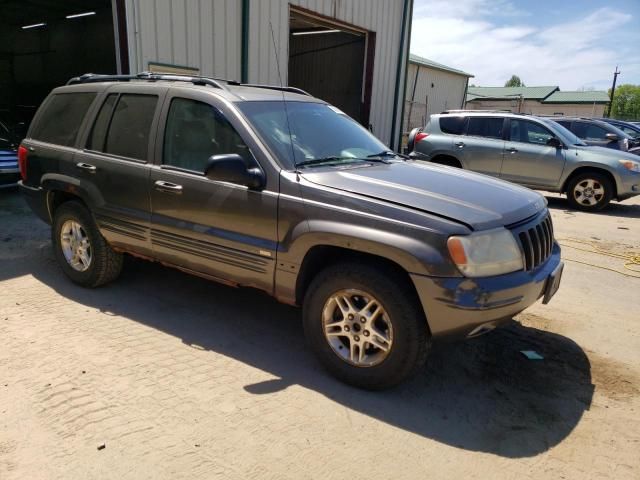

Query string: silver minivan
[408,111,640,211]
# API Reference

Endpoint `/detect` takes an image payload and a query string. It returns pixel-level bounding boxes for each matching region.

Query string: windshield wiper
[296,156,389,169]
[367,150,408,160]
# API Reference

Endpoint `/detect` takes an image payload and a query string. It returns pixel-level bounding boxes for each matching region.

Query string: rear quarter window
[439,116,467,135]
[31,93,97,147]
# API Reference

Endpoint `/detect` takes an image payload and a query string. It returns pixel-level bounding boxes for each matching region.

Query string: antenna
[269,21,298,170]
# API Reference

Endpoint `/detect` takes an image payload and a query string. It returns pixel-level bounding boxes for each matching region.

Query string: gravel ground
[1,185,639,480]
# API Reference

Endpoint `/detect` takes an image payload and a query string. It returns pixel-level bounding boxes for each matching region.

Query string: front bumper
[411,244,562,339]
[617,171,640,200]
[18,181,51,224]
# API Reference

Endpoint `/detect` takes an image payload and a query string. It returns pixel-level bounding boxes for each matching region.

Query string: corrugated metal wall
[124,0,409,147]
[124,0,242,80]
[403,63,468,132]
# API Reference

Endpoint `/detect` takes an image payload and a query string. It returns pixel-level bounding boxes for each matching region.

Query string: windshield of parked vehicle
[238,101,392,169]
[538,118,587,146]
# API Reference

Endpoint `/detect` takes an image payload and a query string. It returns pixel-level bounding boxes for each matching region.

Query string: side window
[466,117,504,139]
[439,116,467,135]
[104,94,158,160]
[556,120,572,130]
[31,93,96,146]
[163,97,252,173]
[87,94,117,151]
[582,124,608,141]
[510,120,554,145]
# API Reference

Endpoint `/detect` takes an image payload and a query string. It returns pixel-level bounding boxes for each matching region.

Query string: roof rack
[67,72,228,89]
[66,72,312,96]
[440,109,522,114]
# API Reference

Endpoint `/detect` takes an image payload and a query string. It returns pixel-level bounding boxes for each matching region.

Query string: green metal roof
[467,86,558,101]
[409,54,474,77]
[542,90,610,104]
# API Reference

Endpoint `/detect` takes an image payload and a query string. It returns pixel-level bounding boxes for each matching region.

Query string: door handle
[154,180,183,194]
[455,142,465,148]
[508,147,518,154]
[76,162,97,172]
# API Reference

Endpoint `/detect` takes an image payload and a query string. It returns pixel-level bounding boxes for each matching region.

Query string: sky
[410,0,640,90]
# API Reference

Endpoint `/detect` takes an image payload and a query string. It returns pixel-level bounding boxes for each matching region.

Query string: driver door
[149,90,278,291]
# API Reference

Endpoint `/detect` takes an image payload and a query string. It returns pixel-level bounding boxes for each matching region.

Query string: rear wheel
[303,263,430,390]
[566,172,613,211]
[52,201,123,287]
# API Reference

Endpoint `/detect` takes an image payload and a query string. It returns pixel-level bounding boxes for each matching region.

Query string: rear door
[457,117,505,176]
[148,89,278,292]
[500,118,566,187]
[76,84,167,256]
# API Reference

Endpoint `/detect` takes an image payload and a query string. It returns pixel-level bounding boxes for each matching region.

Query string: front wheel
[566,172,613,211]
[303,263,430,390]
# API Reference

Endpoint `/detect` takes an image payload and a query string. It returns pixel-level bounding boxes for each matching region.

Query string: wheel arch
[562,166,618,199]
[429,154,463,168]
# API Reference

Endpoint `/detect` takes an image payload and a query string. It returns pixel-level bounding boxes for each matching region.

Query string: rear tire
[431,156,462,168]
[302,262,430,390]
[566,172,613,211]
[52,201,123,287]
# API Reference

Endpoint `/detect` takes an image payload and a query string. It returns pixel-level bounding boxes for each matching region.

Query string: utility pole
[607,66,620,118]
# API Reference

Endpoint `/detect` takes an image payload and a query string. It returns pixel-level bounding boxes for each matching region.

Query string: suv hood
[301,161,546,230]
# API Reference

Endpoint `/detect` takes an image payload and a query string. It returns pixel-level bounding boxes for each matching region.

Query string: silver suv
[409,111,640,211]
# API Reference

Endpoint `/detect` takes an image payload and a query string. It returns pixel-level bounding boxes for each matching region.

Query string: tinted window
[574,122,607,140]
[163,98,251,173]
[439,116,467,135]
[555,120,572,130]
[32,93,96,146]
[105,94,158,160]
[87,94,117,151]
[466,117,504,139]
[509,120,554,145]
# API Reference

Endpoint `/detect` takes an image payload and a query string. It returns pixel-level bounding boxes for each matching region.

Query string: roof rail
[239,84,311,96]
[66,73,312,96]
[66,72,228,89]
[440,109,518,114]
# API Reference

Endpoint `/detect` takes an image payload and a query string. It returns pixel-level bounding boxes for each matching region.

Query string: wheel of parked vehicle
[566,172,613,211]
[303,262,430,390]
[52,201,123,287]
[407,127,423,153]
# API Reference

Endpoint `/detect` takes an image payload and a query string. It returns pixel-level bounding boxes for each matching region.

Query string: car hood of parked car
[300,160,547,231]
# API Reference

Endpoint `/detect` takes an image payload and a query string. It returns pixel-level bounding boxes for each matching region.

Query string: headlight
[447,228,523,277]
[619,159,640,172]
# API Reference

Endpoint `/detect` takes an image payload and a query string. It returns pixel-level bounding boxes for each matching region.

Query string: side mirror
[605,133,619,141]
[204,153,265,190]
[546,137,563,148]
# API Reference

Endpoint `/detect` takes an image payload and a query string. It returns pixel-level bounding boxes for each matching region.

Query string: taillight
[415,132,429,143]
[18,145,28,181]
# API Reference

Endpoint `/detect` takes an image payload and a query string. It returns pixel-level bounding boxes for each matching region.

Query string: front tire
[303,263,430,390]
[566,172,613,211]
[52,201,123,287]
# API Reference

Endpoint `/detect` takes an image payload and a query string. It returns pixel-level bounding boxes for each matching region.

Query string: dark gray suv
[19,73,563,389]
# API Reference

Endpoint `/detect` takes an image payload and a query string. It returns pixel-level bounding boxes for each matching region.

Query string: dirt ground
[1,185,639,480]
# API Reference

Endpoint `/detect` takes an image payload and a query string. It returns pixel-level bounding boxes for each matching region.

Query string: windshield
[539,117,587,146]
[237,101,389,169]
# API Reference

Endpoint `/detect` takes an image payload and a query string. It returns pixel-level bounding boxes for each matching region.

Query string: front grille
[513,214,554,271]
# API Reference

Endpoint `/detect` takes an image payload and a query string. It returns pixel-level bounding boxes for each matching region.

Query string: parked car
[19,73,563,389]
[0,119,20,185]
[548,117,638,152]
[596,118,640,140]
[408,111,640,211]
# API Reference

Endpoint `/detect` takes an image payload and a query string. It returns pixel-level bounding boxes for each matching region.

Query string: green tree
[609,84,640,120]
[504,75,525,87]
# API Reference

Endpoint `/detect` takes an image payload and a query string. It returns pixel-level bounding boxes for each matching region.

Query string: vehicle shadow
[8,242,595,459]
[544,194,640,218]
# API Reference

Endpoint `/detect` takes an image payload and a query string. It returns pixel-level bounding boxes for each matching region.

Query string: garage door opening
[0,0,117,132]
[288,7,374,127]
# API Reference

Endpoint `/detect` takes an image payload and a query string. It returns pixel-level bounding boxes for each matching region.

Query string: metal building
[402,54,473,136]
[1,0,412,149]
[119,0,413,149]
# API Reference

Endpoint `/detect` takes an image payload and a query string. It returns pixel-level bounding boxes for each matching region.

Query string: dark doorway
[288,7,373,127]
[0,0,117,132]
